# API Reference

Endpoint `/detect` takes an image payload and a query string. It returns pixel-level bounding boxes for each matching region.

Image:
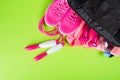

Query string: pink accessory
[25,35,65,61]
[25,40,58,51]
[35,43,64,61]
[45,0,70,26]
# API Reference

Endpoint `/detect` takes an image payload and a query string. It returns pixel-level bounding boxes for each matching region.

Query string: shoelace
[68,11,77,23]
[38,16,60,37]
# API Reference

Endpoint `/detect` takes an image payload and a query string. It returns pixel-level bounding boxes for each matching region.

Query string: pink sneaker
[59,9,82,35]
[45,0,70,26]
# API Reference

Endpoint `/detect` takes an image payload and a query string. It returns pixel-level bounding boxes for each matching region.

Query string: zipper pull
[34,43,64,61]
[25,40,57,51]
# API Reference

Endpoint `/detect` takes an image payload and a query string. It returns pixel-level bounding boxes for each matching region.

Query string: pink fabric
[111,47,120,56]
[66,20,120,56]
[79,24,90,45]
[66,20,86,46]
[87,29,100,47]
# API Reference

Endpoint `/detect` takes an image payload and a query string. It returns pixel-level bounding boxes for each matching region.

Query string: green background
[0,0,120,80]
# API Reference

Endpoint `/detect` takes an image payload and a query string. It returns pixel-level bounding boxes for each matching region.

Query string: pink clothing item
[73,20,85,38]
[79,24,90,45]
[66,20,100,47]
[111,47,120,56]
[91,37,105,51]
[91,37,120,56]
[59,9,82,35]
[66,21,120,56]
[87,29,100,47]
[74,21,86,46]
[95,39,120,56]
[45,0,70,26]
[66,20,85,46]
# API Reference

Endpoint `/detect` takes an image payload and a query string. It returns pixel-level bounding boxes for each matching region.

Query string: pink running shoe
[45,0,70,26]
[59,9,82,35]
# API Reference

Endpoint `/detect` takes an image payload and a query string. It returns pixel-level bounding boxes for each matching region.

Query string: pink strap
[56,34,65,46]
[38,16,65,45]
[38,16,60,37]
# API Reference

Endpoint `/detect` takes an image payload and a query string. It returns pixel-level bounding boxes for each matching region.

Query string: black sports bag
[67,0,120,47]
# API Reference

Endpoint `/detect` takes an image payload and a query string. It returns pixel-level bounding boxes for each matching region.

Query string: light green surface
[0,0,120,80]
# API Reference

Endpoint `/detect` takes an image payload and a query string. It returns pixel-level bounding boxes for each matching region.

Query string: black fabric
[67,0,120,47]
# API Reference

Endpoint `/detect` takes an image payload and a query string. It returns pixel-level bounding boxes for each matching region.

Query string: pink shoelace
[38,15,65,46]
[38,16,60,37]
